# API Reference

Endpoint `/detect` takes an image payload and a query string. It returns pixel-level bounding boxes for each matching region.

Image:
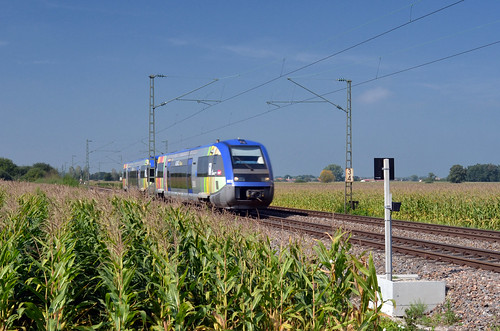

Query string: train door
[149,168,155,184]
[187,158,193,194]
[128,167,135,188]
[166,161,171,192]
[140,165,148,190]
[156,161,164,193]
[122,168,127,190]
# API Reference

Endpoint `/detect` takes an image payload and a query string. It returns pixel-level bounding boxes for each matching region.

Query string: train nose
[246,189,265,200]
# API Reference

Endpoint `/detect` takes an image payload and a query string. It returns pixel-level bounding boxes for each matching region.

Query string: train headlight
[264,177,270,182]
[234,176,245,182]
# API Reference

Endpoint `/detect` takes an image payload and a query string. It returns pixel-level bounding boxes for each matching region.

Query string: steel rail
[267,206,500,243]
[254,213,500,273]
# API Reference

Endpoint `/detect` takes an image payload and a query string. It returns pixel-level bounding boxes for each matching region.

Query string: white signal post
[376,158,445,317]
[383,158,393,281]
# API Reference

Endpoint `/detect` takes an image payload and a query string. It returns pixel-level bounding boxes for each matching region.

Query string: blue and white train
[123,139,274,209]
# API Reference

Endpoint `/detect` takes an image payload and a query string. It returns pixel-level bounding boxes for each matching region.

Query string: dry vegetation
[272,182,500,230]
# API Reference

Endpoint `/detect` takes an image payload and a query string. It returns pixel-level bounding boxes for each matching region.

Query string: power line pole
[149,74,167,159]
[149,75,155,159]
[267,78,354,213]
[150,76,219,157]
[339,79,353,213]
[86,139,92,186]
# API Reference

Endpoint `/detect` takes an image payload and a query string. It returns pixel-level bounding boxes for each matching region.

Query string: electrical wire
[114,0,466,162]
[166,39,500,147]
[154,0,464,137]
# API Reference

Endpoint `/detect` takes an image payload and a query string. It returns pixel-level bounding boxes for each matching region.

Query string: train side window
[197,156,209,177]
[166,161,171,190]
[129,170,138,187]
[187,158,193,190]
[170,163,188,189]
[214,155,224,176]
[157,162,164,178]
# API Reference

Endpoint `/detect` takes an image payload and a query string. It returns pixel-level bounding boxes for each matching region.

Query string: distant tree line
[277,164,358,183]
[66,166,120,182]
[0,158,60,181]
[448,164,500,183]
[275,174,318,183]
[237,162,500,184]
[90,170,120,181]
[0,157,120,184]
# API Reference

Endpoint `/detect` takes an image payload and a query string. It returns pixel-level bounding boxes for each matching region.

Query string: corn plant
[9,191,50,328]
[16,191,84,330]
[23,230,79,330]
[0,181,388,330]
[99,198,147,330]
[99,254,143,330]
[0,229,21,330]
[111,197,153,288]
[273,182,500,230]
[0,187,6,213]
[68,199,107,325]
[147,244,193,330]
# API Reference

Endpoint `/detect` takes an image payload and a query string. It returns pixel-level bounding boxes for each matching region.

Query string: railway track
[89,188,500,272]
[89,185,116,193]
[252,207,500,273]
[267,206,500,243]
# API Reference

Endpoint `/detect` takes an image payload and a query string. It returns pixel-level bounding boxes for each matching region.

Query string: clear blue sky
[1,0,499,178]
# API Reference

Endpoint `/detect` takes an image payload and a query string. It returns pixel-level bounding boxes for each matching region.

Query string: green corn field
[0,180,385,330]
[272,181,500,231]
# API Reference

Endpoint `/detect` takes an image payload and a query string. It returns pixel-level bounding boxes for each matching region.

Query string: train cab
[211,139,274,209]
[122,158,155,191]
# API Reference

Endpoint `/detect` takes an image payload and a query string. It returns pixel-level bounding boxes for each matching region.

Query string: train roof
[123,157,154,168]
[158,138,264,157]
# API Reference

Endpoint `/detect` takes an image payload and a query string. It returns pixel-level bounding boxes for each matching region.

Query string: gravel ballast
[254,212,500,330]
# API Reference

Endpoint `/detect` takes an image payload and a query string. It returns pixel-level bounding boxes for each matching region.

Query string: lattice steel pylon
[267,78,353,212]
[149,74,168,159]
[148,75,217,160]
[341,79,353,213]
[149,75,156,159]
[86,139,92,186]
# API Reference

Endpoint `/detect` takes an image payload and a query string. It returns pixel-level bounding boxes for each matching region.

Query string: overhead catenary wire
[166,39,500,147]
[152,0,464,136]
[115,1,466,162]
[269,17,500,83]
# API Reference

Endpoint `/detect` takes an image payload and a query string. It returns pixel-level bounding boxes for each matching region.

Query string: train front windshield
[230,146,267,170]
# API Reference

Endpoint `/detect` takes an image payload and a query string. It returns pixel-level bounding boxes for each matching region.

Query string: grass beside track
[272,182,500,231]
[0,180,385,330]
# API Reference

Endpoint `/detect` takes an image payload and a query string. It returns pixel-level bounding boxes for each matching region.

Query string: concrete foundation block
[375,274,446,317]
